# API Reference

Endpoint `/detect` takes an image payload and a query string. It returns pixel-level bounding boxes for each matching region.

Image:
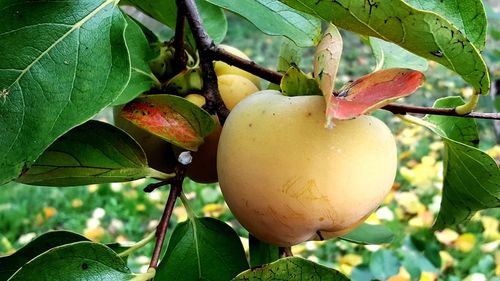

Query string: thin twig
[173,0,188,72]
[382,104,500,120]
[179,0,230,124]
[148,164,187,269]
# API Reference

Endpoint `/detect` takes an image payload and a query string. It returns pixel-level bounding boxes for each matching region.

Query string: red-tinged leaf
[121,94,215,151]
[314,24,343,103]
[326,68,424,124]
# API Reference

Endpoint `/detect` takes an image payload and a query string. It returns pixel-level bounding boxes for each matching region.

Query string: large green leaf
[405,0,487,50]
[0,1,132,184]
[280,0,490,95]
[113,15,160,106]
[369,37,428,71]
[155,217,248,281]
[340,223,394,245]
[423,97,500,229]
[0,231,89,281]
[125,0,227,43]
[8,241,134,281]
[280,65,322,97]
[16,120,169,186]
[369,250,400,280]
[233,257,350,281]
[205,0,322,47]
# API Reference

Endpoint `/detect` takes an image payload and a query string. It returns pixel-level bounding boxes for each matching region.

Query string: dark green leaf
[0,2,131,184]
[281,66,322,97]
[249,234,279,268]
[340,223,394,245]
[155,217,248,281]
[233,257,350,281]
[0,231,89,281]
[121,94,215,151]
[369,37,428,71]
[16,120,168,186]
[405,0,487,50]
[125,0,227,44]
[113,15,160,106]
[205,0,322,47]
[369,250,400,280]
[422,97,500,229]
[280,0,490,95]
[8,241,134,281]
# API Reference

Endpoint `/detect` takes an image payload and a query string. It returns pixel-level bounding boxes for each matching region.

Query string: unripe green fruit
[217,91,397,246]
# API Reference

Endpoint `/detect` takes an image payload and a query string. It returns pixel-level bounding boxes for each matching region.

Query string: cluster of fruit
[115,45,397,247]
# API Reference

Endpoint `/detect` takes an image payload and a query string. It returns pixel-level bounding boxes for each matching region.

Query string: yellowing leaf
[481,216,500,241]
[419,272,438,281]
[454,233,476,253]
[439,250,455,271]
[43,207,57,220]
[395,192,426,215]
[84,226,106,242]
[202,203,226,218]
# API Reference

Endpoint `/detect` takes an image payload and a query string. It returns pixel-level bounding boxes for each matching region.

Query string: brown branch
[179,0,230,124]
[148,164,186,269]
[173,1,188,73]
[382,104,500,120]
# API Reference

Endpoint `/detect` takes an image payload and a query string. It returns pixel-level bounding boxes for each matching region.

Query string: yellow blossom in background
[408,210,434,228]
[461,87,474,98]
[397,126,426,147]
[486,145,500,159]
[338,253,363,275]
[71,198,83,208]
[387,267,411,281]
[399,156,441,190]
[435,229,459,245]
[1,236,14,255]
[419,272,438,281]
[454,233,476,253]
[116,235,128,244]
[202,203,225,218]
[439,250,455,271]
[395,192,426,217]
[481,216,500,241]
[136,203,146,212]
[173,206,187,222]
[87,184,99,193]
[365,213,381,224]
[43,207,57,219]
[84,226,105,242]
[496,251,500,276]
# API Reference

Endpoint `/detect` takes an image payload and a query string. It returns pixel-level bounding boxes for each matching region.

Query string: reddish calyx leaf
[120,95,215,151]
[326,68,424,124]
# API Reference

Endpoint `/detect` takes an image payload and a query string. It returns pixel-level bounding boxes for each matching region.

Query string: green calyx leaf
[280,65,322,97]
[340,223,395,245]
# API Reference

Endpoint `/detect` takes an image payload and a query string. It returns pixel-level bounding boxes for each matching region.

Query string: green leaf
[340,223,394,245]
[113,15,160,106]
[120,94,215,151]
[369,37,428,71]
[0,231,89,281]
[8,241,134,281]
[268,38,303,90]
[405,0,487,50]
[281,66,322,97]
[233,257,350,281]
[16,120,168,186]
[249,234,279,268]
[0,1,132,184]
[205,0,322,47]
[125,0,227,44]
[423,97,500,229]
[155,217,249,281]
[369,250,400,280]
[280,0,490,95]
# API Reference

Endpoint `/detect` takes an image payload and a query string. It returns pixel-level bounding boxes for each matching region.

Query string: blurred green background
[1,3,499,281]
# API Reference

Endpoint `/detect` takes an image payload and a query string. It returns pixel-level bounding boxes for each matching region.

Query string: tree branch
[173,1,188,73]
[178,0,230,124]
[148,164,186,269]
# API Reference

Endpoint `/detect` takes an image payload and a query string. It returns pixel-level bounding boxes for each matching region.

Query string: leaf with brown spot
[326,68,424,124]
[120,94,215,151]
[313,24,343,104]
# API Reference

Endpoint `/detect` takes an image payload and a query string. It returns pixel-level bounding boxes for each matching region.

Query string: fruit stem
[129,268,156,281]
[117,231,156,258]
[396,114,437,130]
[454,91,479,115]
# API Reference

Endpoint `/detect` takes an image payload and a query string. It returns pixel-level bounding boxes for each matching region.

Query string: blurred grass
[1,7,499,281]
